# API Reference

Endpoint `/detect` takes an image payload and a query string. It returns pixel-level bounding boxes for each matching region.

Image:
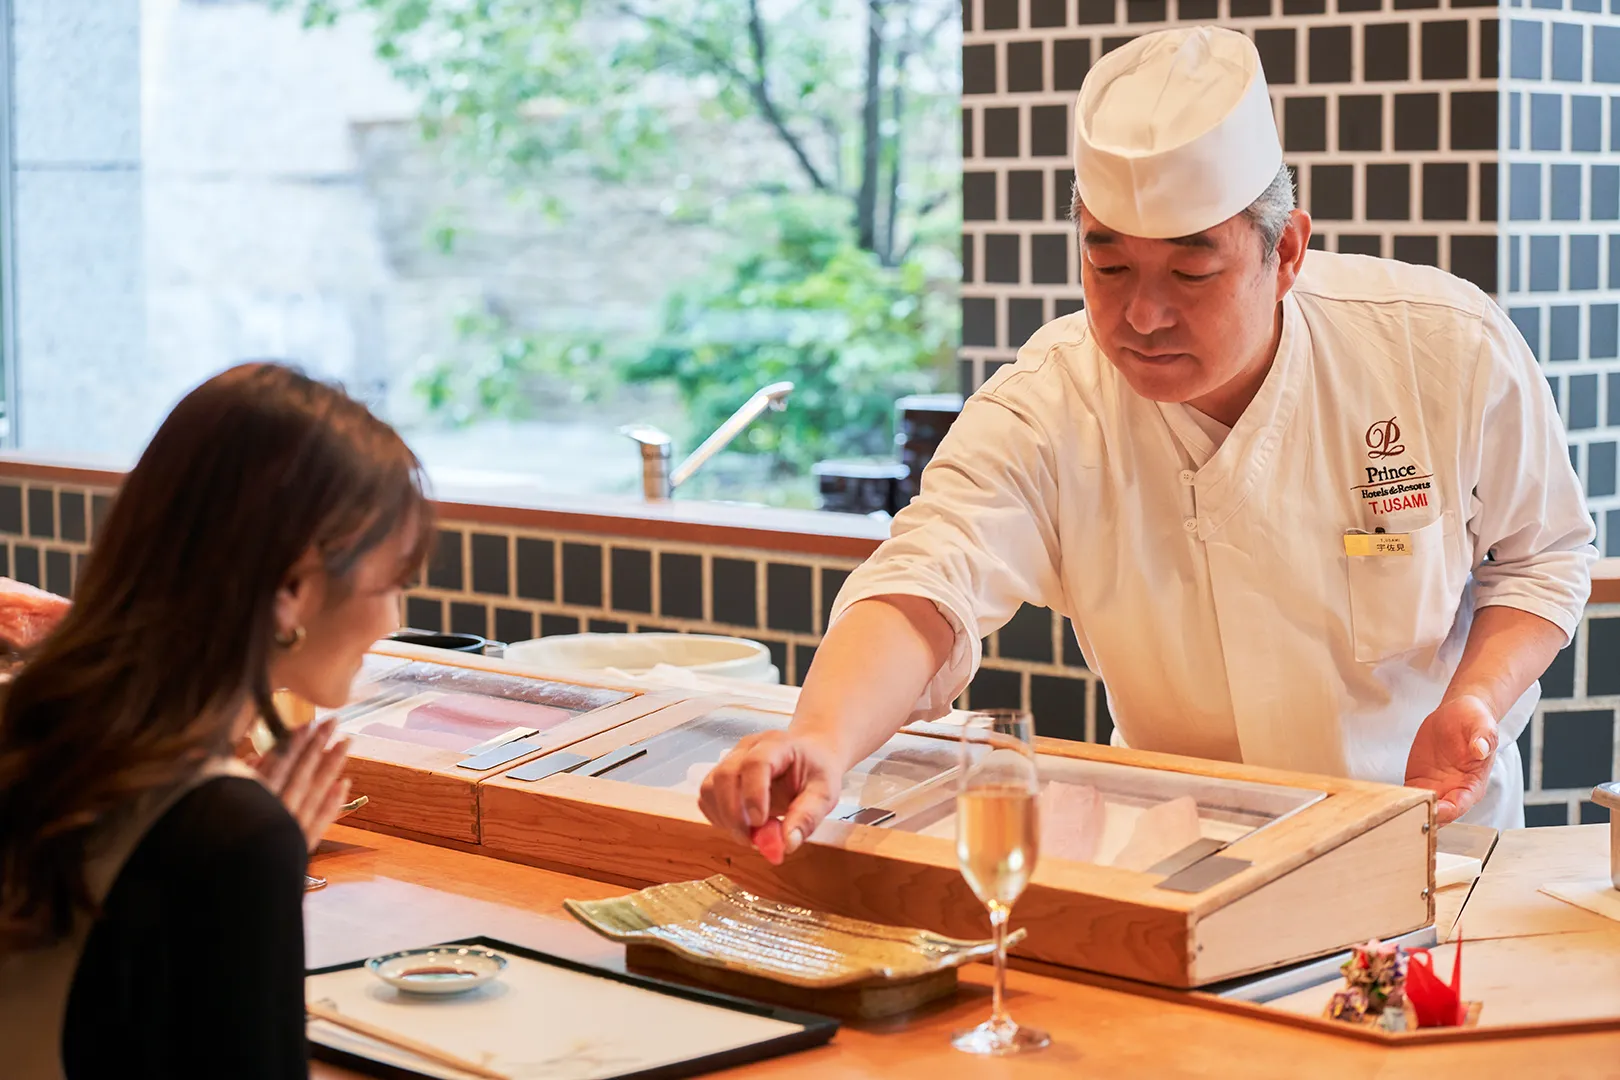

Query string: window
[9,0,961,507]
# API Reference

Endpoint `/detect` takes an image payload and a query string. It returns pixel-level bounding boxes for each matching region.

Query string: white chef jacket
[832,250,1598,830]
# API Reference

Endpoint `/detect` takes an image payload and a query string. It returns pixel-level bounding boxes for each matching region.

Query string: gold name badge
[1344,532,1412,557]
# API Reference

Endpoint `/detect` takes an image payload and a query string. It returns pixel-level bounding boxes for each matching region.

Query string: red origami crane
[1405,935,1466,1028]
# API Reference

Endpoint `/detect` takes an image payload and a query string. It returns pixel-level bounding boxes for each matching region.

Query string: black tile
[1510,19,1542,80]
[983,0,1021,28]
[1008,297,1045,346]
[1551,163,1583,221]
[1284,0,1326,10]
[1006,41,1044,93]
[1479,17,1499,78]
[635,624,679,634]
[1365,164,1411,220]
[1339,234,1383,257]
[1599,25,1620,81]
[44,549,71,598]
[540,613,580,637]
[985,234,1020,284]
[449,601,488,637]
[1550,303,1580,359]
[1582,801,1610,825]
[0,485,20,536]
[1593,305,1619,359]
[793,643,818,686]
[1591,441,1617,498]
[959,359,977,398]
[427,529,463,590]
[92,493,113,540]
[983,107,1020,158]
[1363,23,1410,81]
[1061,616,1087,668]
[1450,91,1497,151]
[1126,0,1167,19]
[998,603,1055,663]
[1548,375,1563,412]
[1031,0,1069,25]
[468,533,510,596]
[1479,162,1498,222]
[1593,619,1620,695]
[1530,93,1562,151]
[1525,803,1569,828]
[493,607,534,645]
[1178,0,1217,13]
[711,557,757,628]
[1420,20,1469,79]
[589,618,629,634]
[1572,234,1601,290]
[1031,675,1088,740]
[1031,234,1070,285]
[765,562,813,633]
[1307,234,1327,251]
[1571,373,1600,429]
[962,233,974,284]
[1053,297,1085,318]
[1338,95,1382,151]
[1008,171,1045,220]
[1551,20,1583,82]
[1611,509,1620,557]
[1613,235,1620,288]
[1396,0,1438,8]
[1572,96,1602,152]
[1542,709,1615,789]
[963,44,997,95]
[1030,106,1068,159]
[57,491,85,544]
[1284,96,1326,152]
[405,595,443,632]
[659,552,704,619]
[1593,166,1620,219]
[1309,26,1353,83]
[964,172,996,221]
[1101,36,1135,56]
[1230,0,1271,14]
[969,666,1023,710]
[1255,28,1296,85]
[1393,235,1439,267]
[820,567,850,631]
[1094,683,1114,744]
[515,537,555,601]
[561,542,603,607]
[1311,164,1354,220]
[1393,93,1439,151]
[1053,168,1075,220]
[753,637,786,683]
[610,547,653,613]
[963,296,997,347]
[1509,163,1541,220]
[1541,638,1576,698]
[1422,163,1469,221]
[963,106,974,160]
[1509,307,1541,358]
[1053,39,1093,91]
[1077,0,1116,20]
[26,488,53,539]
[1532,236,1562,293]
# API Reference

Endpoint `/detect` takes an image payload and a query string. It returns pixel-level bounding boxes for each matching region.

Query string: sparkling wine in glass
[952,709,1050,1056]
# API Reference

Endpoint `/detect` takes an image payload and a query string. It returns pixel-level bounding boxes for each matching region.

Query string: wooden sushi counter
[300,643,1620,1076]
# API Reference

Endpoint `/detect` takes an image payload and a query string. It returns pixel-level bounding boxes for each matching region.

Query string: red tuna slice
[751,819,787,865]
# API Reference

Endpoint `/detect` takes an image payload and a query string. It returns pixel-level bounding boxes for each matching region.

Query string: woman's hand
[248,716,353,853]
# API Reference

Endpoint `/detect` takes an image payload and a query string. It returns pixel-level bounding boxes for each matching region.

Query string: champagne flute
[952,709,1049,1056]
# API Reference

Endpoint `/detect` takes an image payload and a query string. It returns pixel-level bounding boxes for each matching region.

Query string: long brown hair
[0,362,432,949]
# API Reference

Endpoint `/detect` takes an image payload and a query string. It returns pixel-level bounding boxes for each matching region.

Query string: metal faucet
[620,381,794,500]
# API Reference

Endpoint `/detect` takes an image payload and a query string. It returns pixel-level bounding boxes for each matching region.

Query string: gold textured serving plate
[565,874,1023,989]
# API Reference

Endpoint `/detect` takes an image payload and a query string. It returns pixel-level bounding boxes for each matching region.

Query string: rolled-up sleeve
[828,373,1067,722]
[1464,303,1597,641]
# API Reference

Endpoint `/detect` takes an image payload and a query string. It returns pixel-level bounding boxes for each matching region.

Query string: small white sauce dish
[365,946,508,995]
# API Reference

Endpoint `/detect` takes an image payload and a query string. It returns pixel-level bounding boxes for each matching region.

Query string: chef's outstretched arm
[699,359,1071,860]
[1404,300,1597,824]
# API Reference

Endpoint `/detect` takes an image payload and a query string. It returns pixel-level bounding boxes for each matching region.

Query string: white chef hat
[1072,26,1282,239]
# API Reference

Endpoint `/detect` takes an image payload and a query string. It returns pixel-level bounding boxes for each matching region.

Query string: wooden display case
[321,642,681,843]
[478,695,1435,989]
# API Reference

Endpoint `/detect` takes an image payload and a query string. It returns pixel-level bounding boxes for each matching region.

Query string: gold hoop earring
[275,625,306,651]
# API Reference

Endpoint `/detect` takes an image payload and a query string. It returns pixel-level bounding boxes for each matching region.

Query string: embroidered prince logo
[1365,417,1405,459]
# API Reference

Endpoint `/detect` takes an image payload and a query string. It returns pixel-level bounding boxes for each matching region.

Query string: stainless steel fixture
[620,381,794,500]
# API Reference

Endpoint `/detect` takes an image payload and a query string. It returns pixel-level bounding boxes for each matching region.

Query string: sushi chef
[700,25,1597,852]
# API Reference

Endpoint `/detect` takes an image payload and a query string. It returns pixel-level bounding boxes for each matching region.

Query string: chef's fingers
[736,752,789,831]
[698,753,755,844]
[781,777,838,857]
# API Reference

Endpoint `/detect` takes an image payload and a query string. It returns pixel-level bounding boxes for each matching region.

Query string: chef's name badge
[1343,532,1412,557]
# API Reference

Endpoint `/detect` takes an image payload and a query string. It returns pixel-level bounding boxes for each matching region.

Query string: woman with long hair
[0,362,433,1078]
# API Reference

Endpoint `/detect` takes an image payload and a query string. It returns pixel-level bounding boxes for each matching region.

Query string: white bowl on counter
[503,632,780,685]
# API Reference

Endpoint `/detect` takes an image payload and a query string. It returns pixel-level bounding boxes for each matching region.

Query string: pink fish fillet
[1112,795,1203,872]
[357,722,480,752]
[1038,782,1105,864]
[403,694,572,740]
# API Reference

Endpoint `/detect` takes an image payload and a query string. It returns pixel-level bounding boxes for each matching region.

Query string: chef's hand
[698,730,844,865]
[249,716,353,853]
[1404,694,1498,825]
